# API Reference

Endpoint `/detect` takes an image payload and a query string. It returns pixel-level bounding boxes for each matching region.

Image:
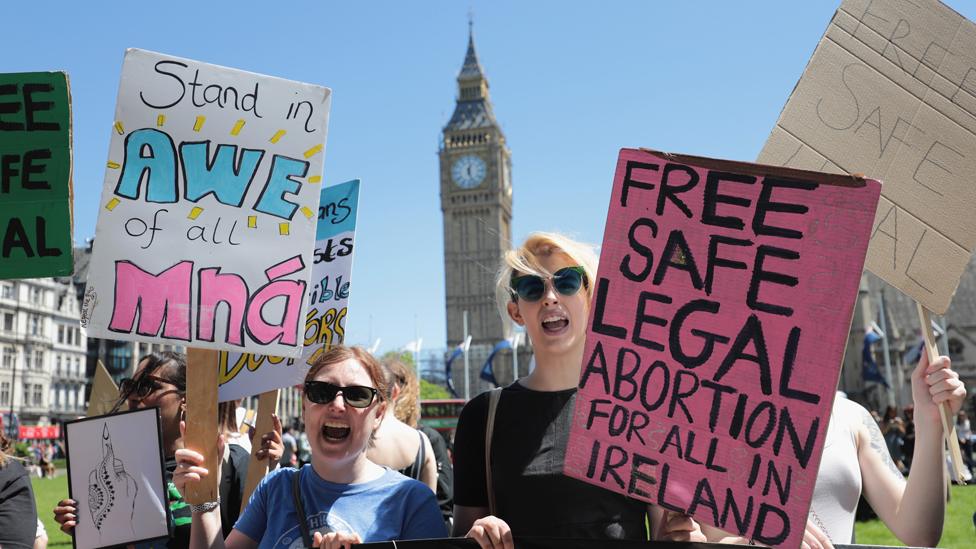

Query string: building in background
[841,255,976,415]
[439,27,529,396]
[0,276,88,429]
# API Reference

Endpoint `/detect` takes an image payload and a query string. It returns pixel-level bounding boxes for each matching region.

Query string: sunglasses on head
[119,375,176,399]
[510,266,588,302]
[304,381,378,408]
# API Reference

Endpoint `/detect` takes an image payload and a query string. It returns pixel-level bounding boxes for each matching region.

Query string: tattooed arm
[855,354,966,547]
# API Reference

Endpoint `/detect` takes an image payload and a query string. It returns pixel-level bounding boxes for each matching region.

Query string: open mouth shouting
[541,312,569,335]
[322,422,351,441]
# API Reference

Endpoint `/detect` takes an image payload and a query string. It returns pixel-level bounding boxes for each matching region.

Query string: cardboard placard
[564,149,881,548]
[87,360,124,417]
[757,0,976,314]
[0,71,73,279]
[217,179,359,401]
[82,49,331,356]
[65,408,169,549]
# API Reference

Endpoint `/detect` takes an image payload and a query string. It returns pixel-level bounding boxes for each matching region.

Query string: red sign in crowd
[19,425,60,439]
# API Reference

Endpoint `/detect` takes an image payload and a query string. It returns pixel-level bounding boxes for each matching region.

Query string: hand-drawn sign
[65,408,169,549]
[757,0,976,314]
[217,179,360,401]
[83,49,331,356]
[0,71,73,279]
[564,149,881,549]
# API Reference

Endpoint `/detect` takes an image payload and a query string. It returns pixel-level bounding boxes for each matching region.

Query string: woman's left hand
[911,353,967,428]
[656,510,706,542]
[313,530,362,549]
[255,413,284,463]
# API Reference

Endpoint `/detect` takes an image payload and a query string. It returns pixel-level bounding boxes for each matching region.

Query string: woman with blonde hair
[452,232,704,548]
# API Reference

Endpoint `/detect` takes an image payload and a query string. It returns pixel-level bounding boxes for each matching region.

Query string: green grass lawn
[854,484,974,548]
[31,470,976,548]
[31,473,72,547]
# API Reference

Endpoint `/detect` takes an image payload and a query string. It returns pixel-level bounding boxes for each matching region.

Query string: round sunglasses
[304,380,378,408]
[510,266,588,302]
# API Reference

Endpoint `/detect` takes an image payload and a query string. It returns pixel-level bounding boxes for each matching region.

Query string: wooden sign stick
[184,348,221,504]
[916,303,967,483]
[240,389,280,513]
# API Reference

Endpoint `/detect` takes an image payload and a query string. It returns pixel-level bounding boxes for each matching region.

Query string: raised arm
[857,354,965,547]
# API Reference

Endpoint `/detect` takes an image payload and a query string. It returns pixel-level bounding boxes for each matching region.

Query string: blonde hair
[494,231,599,324]
[381,357,421,428]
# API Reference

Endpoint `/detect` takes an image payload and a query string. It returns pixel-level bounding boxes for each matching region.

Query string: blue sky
[6,0,976,353]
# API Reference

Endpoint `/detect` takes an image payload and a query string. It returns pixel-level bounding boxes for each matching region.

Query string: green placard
[0,72,73,279]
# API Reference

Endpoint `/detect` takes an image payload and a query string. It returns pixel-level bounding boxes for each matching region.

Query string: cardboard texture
[87,361,124,417]
[563,149,881,549]
[82,49,331,355]
[758,0,976,314]
[184,347,220,504]
[0,71,74,279]
[240,389,279,513]
[217,179,360,401]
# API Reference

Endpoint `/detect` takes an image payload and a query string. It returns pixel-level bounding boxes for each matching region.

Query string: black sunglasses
[510,266,588,302]
[304,381,378,409]
[119,375,177,399]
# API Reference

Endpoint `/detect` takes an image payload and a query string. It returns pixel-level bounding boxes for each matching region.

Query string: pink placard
[564,149,881,548]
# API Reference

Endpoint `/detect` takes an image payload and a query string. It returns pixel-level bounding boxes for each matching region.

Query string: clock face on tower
[451,155,487,189]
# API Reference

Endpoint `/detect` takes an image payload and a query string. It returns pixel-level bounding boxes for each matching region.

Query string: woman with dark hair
[0,430,38,548]
[174,346,446,549]
[53,352,283,545]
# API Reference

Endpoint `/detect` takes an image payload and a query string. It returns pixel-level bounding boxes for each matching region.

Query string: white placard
[83,49,331,356]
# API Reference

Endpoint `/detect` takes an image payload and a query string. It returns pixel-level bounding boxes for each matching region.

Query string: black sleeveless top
[453,382,648,539]
[397,430,426,480]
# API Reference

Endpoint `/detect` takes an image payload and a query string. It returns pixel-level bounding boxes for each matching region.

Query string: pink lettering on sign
[564,149,881,549]
[109,260,193,340]
[197,267,249,346]
[107,254,308,350]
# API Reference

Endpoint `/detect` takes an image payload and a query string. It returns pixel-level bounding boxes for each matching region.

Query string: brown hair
[111,351,187,413]
[304,346,388,402]
[219,400,241,435]
[381,357,420,427]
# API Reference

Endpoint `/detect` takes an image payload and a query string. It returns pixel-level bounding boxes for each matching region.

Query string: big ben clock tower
[440,27,513,366]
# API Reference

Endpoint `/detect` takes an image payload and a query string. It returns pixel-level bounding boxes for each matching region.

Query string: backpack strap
[410,429,426,480]
[291,468,313,549]
[485,387,503,516]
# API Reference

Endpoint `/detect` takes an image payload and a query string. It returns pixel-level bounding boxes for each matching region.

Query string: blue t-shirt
[234,465,446,549]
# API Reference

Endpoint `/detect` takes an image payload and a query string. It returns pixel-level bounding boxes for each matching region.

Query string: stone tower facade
[439,30,513,351]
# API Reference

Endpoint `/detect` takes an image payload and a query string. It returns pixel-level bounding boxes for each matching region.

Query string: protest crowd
[5,2,976,549]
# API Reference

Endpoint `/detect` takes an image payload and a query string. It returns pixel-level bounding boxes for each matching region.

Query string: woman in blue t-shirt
[175,346,446,549]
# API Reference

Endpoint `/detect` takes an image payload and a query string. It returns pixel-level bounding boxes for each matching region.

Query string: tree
[420,379,451,400]
[380,351,451,399]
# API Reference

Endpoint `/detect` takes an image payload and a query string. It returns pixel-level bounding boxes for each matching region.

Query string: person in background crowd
[297,429,311,467]
[0,430,38,548]
[367,357,437,492]
[174,345,446,548]
[279,424,297,468]
[956,410,973,474]
[881,406,907,474]
[385,356,455,529]
[54,352,284,545]
[707,352,967,548]
[453,232,705,549]
[901,405,916,472]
